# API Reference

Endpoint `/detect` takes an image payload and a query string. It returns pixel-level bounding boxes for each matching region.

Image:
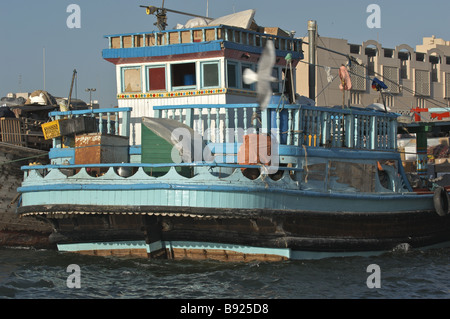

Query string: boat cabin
[102,10,303,145]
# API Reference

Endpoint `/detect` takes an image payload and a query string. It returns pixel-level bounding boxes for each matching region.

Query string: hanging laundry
[339,65,352,91]
[324,66,333,83]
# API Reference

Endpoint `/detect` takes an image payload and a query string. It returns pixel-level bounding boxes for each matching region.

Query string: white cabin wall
[119,94,233,145]
[115,56,259,146]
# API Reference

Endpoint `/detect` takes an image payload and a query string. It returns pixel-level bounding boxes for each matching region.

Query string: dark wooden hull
[0,143,53,249]
[18,204,450,260]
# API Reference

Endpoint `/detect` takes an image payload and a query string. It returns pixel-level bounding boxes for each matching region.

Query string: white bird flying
[243,40,277,110]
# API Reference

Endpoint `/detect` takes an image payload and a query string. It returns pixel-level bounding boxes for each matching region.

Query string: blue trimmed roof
[102,40,303,60]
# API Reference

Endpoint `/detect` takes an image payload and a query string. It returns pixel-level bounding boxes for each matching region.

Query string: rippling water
[0,246,448,299]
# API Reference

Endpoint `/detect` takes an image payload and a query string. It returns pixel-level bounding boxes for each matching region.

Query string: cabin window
[171,62,196,90]
[147,66,166,91]
[201,61,220,88]
[227,61,238,88]
[122,67,142,93]
[272,67,280,93]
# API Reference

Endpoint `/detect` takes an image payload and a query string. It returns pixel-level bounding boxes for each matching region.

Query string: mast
[308,20,317,101]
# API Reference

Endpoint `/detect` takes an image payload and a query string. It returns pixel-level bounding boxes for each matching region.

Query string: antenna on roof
[140,1,213,31]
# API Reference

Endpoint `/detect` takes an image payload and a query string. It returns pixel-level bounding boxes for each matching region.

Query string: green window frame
[201,61,220,89]
[121,66,142,93]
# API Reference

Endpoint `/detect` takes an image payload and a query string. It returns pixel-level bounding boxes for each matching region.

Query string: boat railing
[104,25,302,54]
[48,107,132,143]
[21,162,302,172]
[21,162,303,183]
[153,103,399,152]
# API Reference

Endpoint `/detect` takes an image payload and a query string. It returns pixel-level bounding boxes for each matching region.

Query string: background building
[297,35,450,118]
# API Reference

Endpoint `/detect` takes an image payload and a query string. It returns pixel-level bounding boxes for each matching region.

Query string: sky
[1,0,450,108]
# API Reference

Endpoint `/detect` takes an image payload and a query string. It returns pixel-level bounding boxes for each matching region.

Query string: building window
[430,55,440,83]
[415,70,430,97]
[398,51,410,80]
[400,61,408,80]
[416,97,426,108]
[350,92,361,105]
[416,53,425,62]
[431,64,438,83]
[171,62,196,90]
[122,67,142,93]
[350,64,367,91]
[365,47,377,76]
[368,57,375,76]
[383,66,400,94]
[147,66,166,91]
[227,61,238,88]
[384,49,393,58]
[201,61,220,88]
[350,45,360,54]
[445,73,450,98]
[385,95,394,108]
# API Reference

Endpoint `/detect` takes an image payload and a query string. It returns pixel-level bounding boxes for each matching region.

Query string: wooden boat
[15,11,450,261]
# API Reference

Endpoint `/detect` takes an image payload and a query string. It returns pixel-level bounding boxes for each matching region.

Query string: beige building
[297,35,450,117]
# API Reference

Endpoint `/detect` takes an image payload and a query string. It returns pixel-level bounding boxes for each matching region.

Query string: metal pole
[308,20,317,101]
[43,47,46,91]
[86,88,96,109]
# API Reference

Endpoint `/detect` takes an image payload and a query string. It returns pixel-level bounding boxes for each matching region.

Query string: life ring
[433,187,449,217]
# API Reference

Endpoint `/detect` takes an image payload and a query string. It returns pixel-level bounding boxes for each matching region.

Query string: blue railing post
[369,116,377,150]
[122,110,131,137]
[151,104,398,152]
[48,107,132,138]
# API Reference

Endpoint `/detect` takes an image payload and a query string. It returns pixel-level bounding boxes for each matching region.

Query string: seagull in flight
[243,40,277,110]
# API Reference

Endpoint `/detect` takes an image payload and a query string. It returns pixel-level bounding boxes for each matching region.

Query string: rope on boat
[302,144,309,183]
[0,153,48,167]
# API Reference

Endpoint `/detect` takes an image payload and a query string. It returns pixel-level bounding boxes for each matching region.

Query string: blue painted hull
[15,106,450,260]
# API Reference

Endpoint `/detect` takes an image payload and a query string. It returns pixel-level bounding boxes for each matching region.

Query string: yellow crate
[42,120,63,140]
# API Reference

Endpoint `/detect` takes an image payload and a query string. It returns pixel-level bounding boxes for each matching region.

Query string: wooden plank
[0,118,25,147]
